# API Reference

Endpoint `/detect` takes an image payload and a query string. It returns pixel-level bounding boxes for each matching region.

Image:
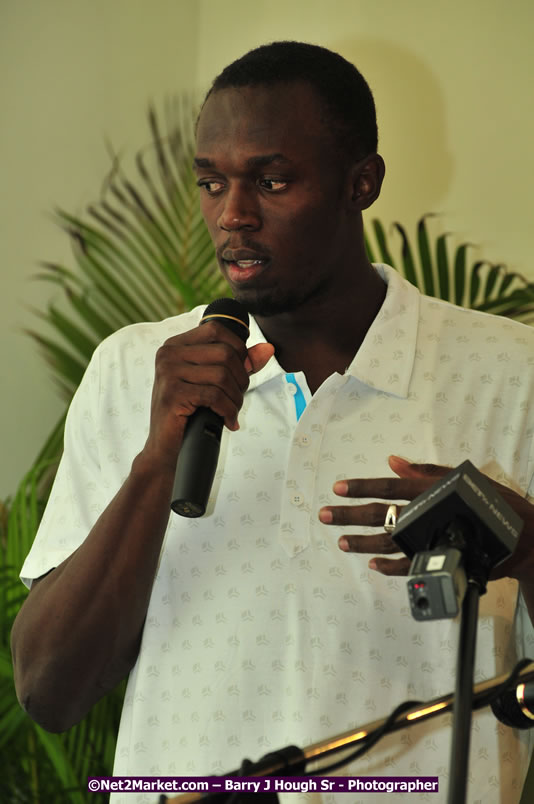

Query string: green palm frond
[366,215,534,323]
[31,96,229,400]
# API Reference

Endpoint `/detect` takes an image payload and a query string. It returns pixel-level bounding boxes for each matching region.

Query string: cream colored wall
[196,0,534,277]
[2,0,533,499]
[1,0,199,499]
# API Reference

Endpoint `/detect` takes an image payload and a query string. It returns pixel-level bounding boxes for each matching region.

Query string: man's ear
[349,153,386,210]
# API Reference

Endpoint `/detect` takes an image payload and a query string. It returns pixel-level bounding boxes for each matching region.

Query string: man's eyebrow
[192,153,291,170]
[245,153,290,167]
[193,157,215,169]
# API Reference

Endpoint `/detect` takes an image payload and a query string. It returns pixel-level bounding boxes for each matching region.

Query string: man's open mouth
[224,258,268,283]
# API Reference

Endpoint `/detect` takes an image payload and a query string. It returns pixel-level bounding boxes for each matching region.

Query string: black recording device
[392,461,522,620]
[171,298,250,518]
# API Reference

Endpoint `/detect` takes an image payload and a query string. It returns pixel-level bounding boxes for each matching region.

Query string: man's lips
[221,247,269,263]
[224,259,268,284]
[220,248,270,283]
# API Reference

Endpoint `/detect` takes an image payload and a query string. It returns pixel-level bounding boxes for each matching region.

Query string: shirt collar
[246,315,285,390]
[246,264,420,397]
[344,264,420,398]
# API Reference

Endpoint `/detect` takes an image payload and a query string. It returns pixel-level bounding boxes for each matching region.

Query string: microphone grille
[201,297,250,341]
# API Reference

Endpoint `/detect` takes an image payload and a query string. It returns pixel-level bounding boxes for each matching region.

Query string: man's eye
[197,180,224,195]
[259,178,288,192]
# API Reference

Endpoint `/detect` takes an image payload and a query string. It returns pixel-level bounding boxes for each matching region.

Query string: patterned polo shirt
[21,265,534,803]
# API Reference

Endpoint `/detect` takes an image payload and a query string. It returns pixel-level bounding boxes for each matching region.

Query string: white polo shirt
[21,265,534,803]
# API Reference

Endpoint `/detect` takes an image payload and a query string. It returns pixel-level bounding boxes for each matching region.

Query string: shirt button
[300,434,310,446]
[288,383,298,395]
[291,494,304,506]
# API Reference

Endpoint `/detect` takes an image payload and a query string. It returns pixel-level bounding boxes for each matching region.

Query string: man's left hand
[318,455,534,584]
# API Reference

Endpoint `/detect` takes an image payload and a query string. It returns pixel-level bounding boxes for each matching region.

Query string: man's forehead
[195,83,329,155]
[200,80,321,118]
[197,86,287,140]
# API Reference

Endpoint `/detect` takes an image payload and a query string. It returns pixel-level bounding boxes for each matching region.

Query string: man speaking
[11,41,534,802]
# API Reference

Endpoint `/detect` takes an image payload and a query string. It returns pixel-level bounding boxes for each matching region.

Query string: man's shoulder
[414,294,534,386]
[378,263,534,349]
[94,306,207,358]
[418,292,534,343]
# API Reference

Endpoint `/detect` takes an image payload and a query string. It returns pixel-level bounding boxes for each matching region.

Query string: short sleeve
[19,345,110,585]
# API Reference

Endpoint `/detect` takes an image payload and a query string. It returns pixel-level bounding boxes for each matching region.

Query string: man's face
[194,82,356,317]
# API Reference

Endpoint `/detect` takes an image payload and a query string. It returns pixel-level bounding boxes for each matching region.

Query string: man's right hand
[144,320,274,470]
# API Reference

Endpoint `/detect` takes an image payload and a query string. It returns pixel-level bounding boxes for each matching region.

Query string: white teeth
[236,260,261,267]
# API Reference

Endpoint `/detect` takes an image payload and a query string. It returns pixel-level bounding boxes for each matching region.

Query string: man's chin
[232,288,296,317]
[233,282,329,318]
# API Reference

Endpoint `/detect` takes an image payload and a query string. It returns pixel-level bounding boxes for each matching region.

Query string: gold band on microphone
[516,683,534,720]
[201,313,250,333]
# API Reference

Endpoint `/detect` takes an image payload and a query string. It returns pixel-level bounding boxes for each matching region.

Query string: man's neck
[256,264,387,394]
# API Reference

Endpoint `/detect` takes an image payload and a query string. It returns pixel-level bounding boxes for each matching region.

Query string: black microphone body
[170,298,250,518]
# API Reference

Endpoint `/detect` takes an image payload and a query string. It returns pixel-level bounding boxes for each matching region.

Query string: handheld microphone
[170,298,250,518]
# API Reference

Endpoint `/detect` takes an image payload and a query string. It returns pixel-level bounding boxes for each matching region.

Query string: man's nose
[217,184,261,231]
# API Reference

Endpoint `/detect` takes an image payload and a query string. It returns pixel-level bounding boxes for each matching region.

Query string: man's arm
[10,323,273,733]
[11,453,175,732]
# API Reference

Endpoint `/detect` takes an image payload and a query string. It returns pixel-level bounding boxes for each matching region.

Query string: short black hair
[203,41,378,162]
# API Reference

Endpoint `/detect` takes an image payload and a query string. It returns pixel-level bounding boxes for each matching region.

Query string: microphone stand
[159,661,534,803]
[390,462,524,804]
[447,578,482,804]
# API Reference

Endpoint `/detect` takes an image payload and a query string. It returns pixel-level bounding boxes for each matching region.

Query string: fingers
[319,499,406,576]
[368,556,411,576]
[337,526,409,578]
[155,339,248,427]
[322,457,532,584]
[148,322,274,466]
[338,532,401,555]
[319,470,416,579]
[245,342,275,375]
[319,501,400,527]
[388,455,449,480]
[335,527,409,578]
[330,456,452,501]
[331,475,427,501]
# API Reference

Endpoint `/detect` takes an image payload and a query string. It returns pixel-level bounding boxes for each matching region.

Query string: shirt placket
[279,372,347,557]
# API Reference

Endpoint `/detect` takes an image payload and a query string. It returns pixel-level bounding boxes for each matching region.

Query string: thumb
[244,342,275,375]
[388,455,449,479]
